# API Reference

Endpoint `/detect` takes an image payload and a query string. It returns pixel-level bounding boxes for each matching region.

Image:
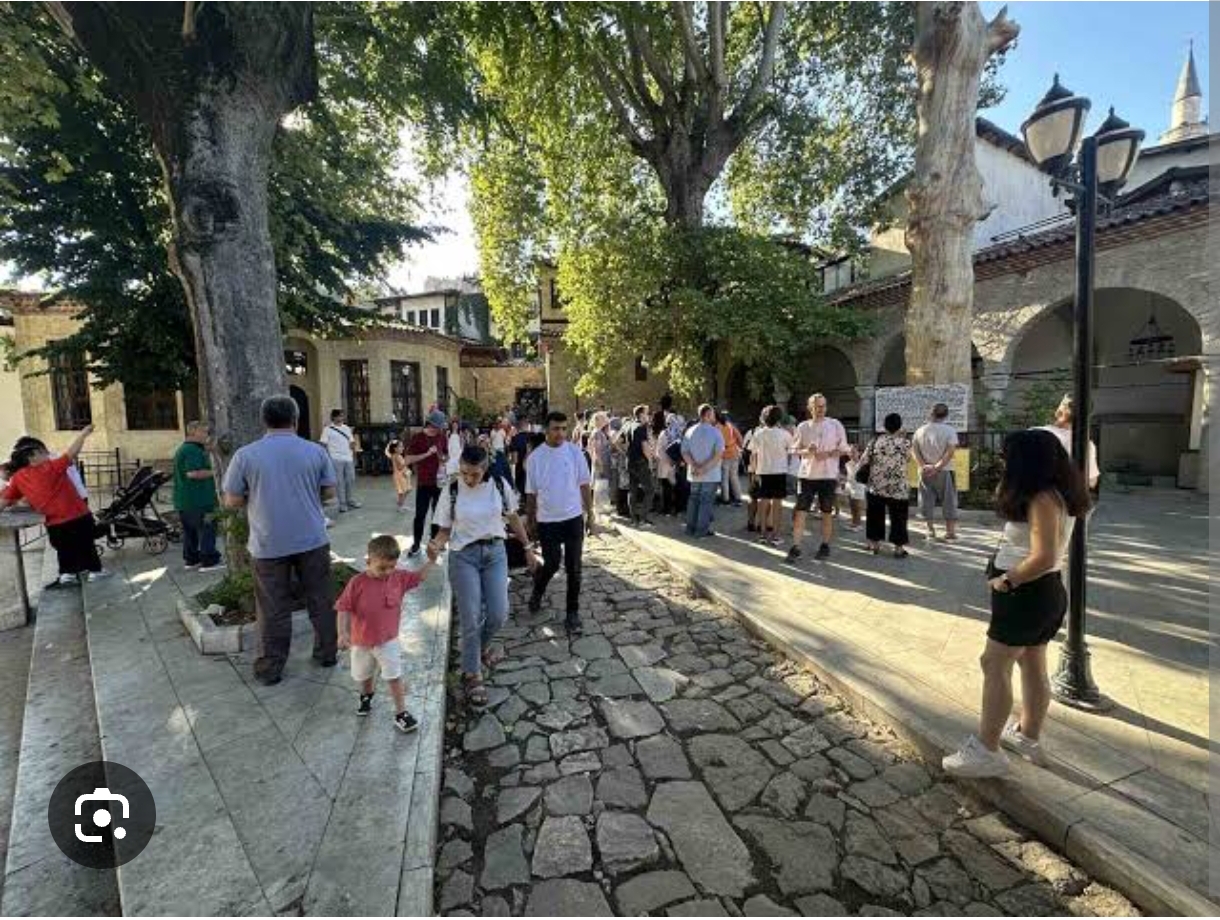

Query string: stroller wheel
[146,534,169,555]
[106,535,125,550]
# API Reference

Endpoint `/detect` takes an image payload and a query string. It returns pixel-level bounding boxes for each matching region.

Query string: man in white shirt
[912,403,960,541]
[320,409,361,512]
[526,411,593,634]
[787,393,849,562]
[1036,395,1100,489]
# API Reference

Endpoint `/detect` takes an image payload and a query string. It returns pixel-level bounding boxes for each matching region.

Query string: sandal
[481,645,506,671]
[463,673,489,709]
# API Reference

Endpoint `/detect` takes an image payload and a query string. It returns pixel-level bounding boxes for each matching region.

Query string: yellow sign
[907,448,970,492]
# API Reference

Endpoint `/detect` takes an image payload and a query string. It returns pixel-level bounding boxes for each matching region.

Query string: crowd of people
[0,386,1095,775]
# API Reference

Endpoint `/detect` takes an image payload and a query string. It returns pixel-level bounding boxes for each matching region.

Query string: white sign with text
[875,384,971,432]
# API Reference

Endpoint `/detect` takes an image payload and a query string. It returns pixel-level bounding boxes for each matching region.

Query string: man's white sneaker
[942,735,1010,779]
[1001,722,1048,766]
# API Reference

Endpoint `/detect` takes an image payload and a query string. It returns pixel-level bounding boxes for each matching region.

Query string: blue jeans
[449,540,510,675]
[685,481,718,537]
[180,508,221,567]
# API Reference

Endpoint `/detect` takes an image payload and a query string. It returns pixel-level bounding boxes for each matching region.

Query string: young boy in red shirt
[336,534,434,733]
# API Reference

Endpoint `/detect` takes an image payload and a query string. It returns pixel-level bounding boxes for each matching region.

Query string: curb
[616,525,1219,918]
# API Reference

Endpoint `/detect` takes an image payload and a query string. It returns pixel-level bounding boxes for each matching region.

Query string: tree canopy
[461,1,920,398]
[0,2,472,392]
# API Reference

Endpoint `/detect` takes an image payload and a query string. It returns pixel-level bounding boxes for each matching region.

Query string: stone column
[855,386,876,432]
[0,510,44,631]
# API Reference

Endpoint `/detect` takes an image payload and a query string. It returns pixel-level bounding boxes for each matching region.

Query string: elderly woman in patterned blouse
[860,412,914,558]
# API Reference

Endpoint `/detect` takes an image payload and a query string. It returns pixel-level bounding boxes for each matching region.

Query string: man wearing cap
[404,410,450,556]
[1035,395,1100,489]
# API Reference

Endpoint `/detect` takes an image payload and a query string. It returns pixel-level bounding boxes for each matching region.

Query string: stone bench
[0,509,45,631]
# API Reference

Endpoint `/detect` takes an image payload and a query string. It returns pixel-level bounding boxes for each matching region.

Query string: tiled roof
[829,175,1209,308]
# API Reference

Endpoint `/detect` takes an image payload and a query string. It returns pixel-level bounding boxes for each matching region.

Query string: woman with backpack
[428,445,537,708]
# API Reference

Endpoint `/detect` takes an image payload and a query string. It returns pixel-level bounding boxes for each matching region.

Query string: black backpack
[447,473,528,569]
[664,438,684,465]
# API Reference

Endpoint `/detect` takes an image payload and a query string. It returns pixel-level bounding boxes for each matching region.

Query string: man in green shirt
[173,420,224,571]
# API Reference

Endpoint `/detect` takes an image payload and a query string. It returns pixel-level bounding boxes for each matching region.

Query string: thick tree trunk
[46,3,316,452]
[904,3,1017,386]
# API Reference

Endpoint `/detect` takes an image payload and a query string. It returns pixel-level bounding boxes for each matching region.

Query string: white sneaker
[183,562,201,571]
[942,735,1010,778]
[86,570,114,583]
[1001,722,1048,766]
[199,561,227,574]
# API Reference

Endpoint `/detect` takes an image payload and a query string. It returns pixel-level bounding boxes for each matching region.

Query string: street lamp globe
[1093,107,1146,196]
[1021,74,1091,177]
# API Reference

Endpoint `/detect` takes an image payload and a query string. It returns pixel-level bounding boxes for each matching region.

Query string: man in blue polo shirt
[223,395,338,685]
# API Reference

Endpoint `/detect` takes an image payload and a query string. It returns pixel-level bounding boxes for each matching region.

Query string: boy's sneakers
[199,561,227,574]
[395,711,419,734]
[183,562,201,571]
[942,735,1010,778]
[1001,722,1048,766]
[356,693,374,717]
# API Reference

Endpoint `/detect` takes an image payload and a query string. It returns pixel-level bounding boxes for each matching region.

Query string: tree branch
[731,1,786,127]
[985,5,1019,53]
[708,0,727,90]
[589,57,649,154]
[670,2,710,84]
[624,16,679,110]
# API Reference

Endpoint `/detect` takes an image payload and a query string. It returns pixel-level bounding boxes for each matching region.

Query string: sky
[389,1,1210,293]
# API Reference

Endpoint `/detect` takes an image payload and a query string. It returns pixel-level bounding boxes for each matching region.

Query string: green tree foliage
[462,2,918,398]
[0,3,472,392]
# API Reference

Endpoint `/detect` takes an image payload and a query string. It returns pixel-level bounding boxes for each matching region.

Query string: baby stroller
[94,465,181,555]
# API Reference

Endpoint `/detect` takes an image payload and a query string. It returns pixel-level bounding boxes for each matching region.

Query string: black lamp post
[1020,76,1144,710]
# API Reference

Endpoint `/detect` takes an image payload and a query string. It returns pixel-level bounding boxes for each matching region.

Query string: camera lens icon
[75,787,130,843]
[50,762,155,869]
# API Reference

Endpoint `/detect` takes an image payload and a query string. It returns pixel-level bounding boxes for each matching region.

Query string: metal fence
[77,449,174,505]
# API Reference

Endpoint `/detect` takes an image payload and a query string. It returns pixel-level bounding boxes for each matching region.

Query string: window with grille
[340,359,371,425]
[124,388,180,430]
[435,365,449,413]
[49,349,92,430]
[391,360,421,426]
[430,308,440,328]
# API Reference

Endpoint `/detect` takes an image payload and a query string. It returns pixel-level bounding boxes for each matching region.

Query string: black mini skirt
[987,569,1068,647]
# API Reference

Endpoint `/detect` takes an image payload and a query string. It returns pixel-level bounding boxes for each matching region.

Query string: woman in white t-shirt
[748,405,794,546]
[428,445,537,708]
[943,429,1090,780]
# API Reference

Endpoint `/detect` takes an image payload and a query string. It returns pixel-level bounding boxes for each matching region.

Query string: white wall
[0,363,26,451]
[973,142,1066,247]
[1127,140,1215,189]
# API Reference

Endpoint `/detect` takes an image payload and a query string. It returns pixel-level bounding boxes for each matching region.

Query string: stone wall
[12,310,186,459]
[544,340,673,417]
[459,364,547,417]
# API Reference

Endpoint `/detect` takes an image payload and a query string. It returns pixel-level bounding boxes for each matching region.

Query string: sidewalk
[80,487,449,915]
[616,488,1215,915]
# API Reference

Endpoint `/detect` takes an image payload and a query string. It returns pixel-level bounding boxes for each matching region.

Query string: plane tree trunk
[46,2,317,453]
[904,2,1018,386]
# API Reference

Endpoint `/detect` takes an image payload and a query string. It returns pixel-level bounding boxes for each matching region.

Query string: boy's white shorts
[350,640,402,682]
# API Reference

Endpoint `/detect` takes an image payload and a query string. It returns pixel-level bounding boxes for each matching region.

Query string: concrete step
[1,544,120,916]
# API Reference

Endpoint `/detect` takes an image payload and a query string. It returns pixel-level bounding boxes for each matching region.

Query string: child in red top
[0,425,107,584]
[336,534,434,733]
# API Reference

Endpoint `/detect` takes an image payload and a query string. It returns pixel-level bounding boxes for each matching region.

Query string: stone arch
[284,334,322,440]
[788,344,860,423]
[1006,288,1203,479]
[723,362,767,428]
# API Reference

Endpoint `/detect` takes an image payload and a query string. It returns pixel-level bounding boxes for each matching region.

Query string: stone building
[811,52,1214,489]
[2,289,463,464]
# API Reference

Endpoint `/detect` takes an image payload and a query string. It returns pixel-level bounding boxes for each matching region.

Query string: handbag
[854,438,875,484]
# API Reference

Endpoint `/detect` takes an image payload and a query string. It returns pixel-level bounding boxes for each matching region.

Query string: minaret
[1160,42,1207,143]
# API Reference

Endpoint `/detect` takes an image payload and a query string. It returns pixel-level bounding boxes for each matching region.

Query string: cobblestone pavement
[436,535,1139,917]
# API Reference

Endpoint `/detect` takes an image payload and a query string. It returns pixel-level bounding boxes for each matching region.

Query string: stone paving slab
[615,492,1216,916]
[74,488,450,916]
[1,542,119,916]
[436,537,1138,917]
